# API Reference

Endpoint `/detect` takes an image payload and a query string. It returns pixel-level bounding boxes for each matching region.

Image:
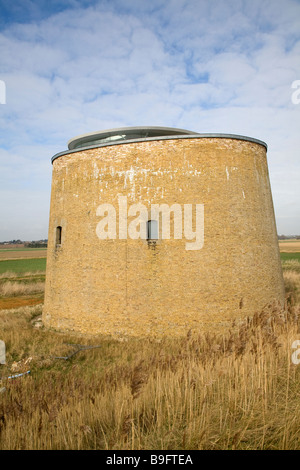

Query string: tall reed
[0,268,300,449]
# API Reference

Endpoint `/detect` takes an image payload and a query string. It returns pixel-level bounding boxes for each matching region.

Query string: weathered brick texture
[43,137,285,338]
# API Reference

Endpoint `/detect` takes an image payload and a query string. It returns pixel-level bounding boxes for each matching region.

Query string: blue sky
[0,0,299,240]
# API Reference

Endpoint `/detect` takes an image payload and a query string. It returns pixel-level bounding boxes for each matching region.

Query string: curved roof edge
[52,130,268,164]
[68,126,198,150]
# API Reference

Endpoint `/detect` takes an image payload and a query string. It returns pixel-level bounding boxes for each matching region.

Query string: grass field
[278,240,300,252]
[0,250,47,260]
[0,256,46,310]
[0,253,295,276]
[0,258,47,274]
[0,247,47,275]
[280,252,300,261]
[0,268,300,450]
[1,246,300,449]
[0,248,46,252]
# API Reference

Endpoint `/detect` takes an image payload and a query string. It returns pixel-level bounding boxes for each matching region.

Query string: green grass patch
[280,252,300,261]
[0,248,46,252]
[280,253,300,273]
[0,258,46,274]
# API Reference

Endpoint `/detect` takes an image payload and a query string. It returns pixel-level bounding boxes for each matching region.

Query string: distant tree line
[25,241,48,248]
[0,239,48,246]
[278,235,300,239]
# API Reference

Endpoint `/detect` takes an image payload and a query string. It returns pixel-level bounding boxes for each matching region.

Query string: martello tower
[43,126,284,338]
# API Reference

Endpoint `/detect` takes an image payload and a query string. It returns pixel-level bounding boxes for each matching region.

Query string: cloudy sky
[0,0,299,240]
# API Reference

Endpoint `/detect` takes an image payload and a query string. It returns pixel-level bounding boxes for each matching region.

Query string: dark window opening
[147,220,158,241]
[56,226,62,246]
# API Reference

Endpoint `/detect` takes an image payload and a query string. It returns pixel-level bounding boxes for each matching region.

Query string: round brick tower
[43,126,284,338]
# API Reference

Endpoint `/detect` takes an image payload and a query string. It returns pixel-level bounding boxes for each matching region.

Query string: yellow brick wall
[43,137,285,338]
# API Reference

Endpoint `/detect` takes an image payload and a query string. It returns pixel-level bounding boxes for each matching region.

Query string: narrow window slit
[56,226,62,246]
[147,220,158,241]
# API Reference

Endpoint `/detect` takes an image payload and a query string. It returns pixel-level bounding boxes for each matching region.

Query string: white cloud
[0,0,299,239]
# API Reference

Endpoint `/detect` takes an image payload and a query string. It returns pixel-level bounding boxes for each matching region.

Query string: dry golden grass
[1,264,300,450]
[279,240,300,252]
[282,259,300,273]
[0,271,45,310]
[0,250,47,260]
[0,281,45,297]
[0,271,45,280]
[283,270,300,304]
